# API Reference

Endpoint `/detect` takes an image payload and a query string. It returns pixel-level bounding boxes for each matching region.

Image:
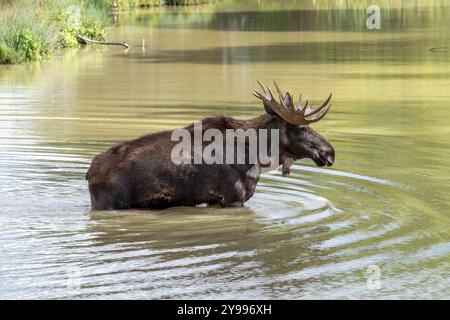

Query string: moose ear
[283,92,294,109]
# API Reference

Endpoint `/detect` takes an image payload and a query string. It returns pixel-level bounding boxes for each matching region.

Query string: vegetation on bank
[0,0,218,64]
[0,0,110,64]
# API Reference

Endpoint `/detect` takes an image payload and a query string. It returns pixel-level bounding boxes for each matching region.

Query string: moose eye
[297,126,307,134]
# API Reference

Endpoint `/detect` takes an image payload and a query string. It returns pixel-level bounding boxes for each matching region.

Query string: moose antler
[251,80,332,125]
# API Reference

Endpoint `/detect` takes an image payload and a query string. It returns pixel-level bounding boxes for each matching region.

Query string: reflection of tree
[207,5,449,32]
[123,0,450,32]
[122,5,215,29]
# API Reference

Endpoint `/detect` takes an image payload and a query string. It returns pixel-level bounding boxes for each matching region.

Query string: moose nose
[320,149,335,167]
[326,154,334,166]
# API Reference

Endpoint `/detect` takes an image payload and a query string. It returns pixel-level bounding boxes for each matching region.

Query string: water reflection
[0,1,449,299]
[125,39,448,65]
[127,1,450,33]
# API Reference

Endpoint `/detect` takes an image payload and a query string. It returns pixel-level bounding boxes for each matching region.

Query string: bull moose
[86,81,335,210]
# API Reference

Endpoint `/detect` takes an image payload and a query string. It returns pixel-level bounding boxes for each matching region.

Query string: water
[0,1,449,299]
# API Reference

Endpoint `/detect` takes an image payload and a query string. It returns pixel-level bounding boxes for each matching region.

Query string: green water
[0,1,449,299]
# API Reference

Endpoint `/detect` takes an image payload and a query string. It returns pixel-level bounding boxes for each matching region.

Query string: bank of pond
[0,0,213,65]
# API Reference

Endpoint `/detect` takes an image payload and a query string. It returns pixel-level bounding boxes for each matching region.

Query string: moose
[86,81,335,210]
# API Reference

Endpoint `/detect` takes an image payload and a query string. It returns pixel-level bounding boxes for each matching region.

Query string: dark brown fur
[86,112,334,210]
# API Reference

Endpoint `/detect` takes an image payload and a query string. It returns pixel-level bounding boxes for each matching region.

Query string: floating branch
[77,35,130,49]
[429,46,448,52]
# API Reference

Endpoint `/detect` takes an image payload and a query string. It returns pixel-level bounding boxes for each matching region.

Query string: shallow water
[0,1,449,299]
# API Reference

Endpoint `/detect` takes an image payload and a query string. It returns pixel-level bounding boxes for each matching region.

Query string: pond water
[0,0,449,299]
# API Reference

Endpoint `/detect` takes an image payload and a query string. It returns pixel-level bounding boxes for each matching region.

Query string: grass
[0,0,111,64]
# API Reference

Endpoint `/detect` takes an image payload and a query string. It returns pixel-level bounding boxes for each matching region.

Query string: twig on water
[76,35,130,49]
[429,46,448,52]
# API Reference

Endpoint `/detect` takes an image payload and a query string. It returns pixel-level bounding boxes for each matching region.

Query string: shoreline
[0,0,218,65]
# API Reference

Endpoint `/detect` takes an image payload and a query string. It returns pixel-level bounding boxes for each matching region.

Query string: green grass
[0,0,111,64]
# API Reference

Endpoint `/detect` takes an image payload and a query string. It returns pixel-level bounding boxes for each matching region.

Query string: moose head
[252,81,335,171]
